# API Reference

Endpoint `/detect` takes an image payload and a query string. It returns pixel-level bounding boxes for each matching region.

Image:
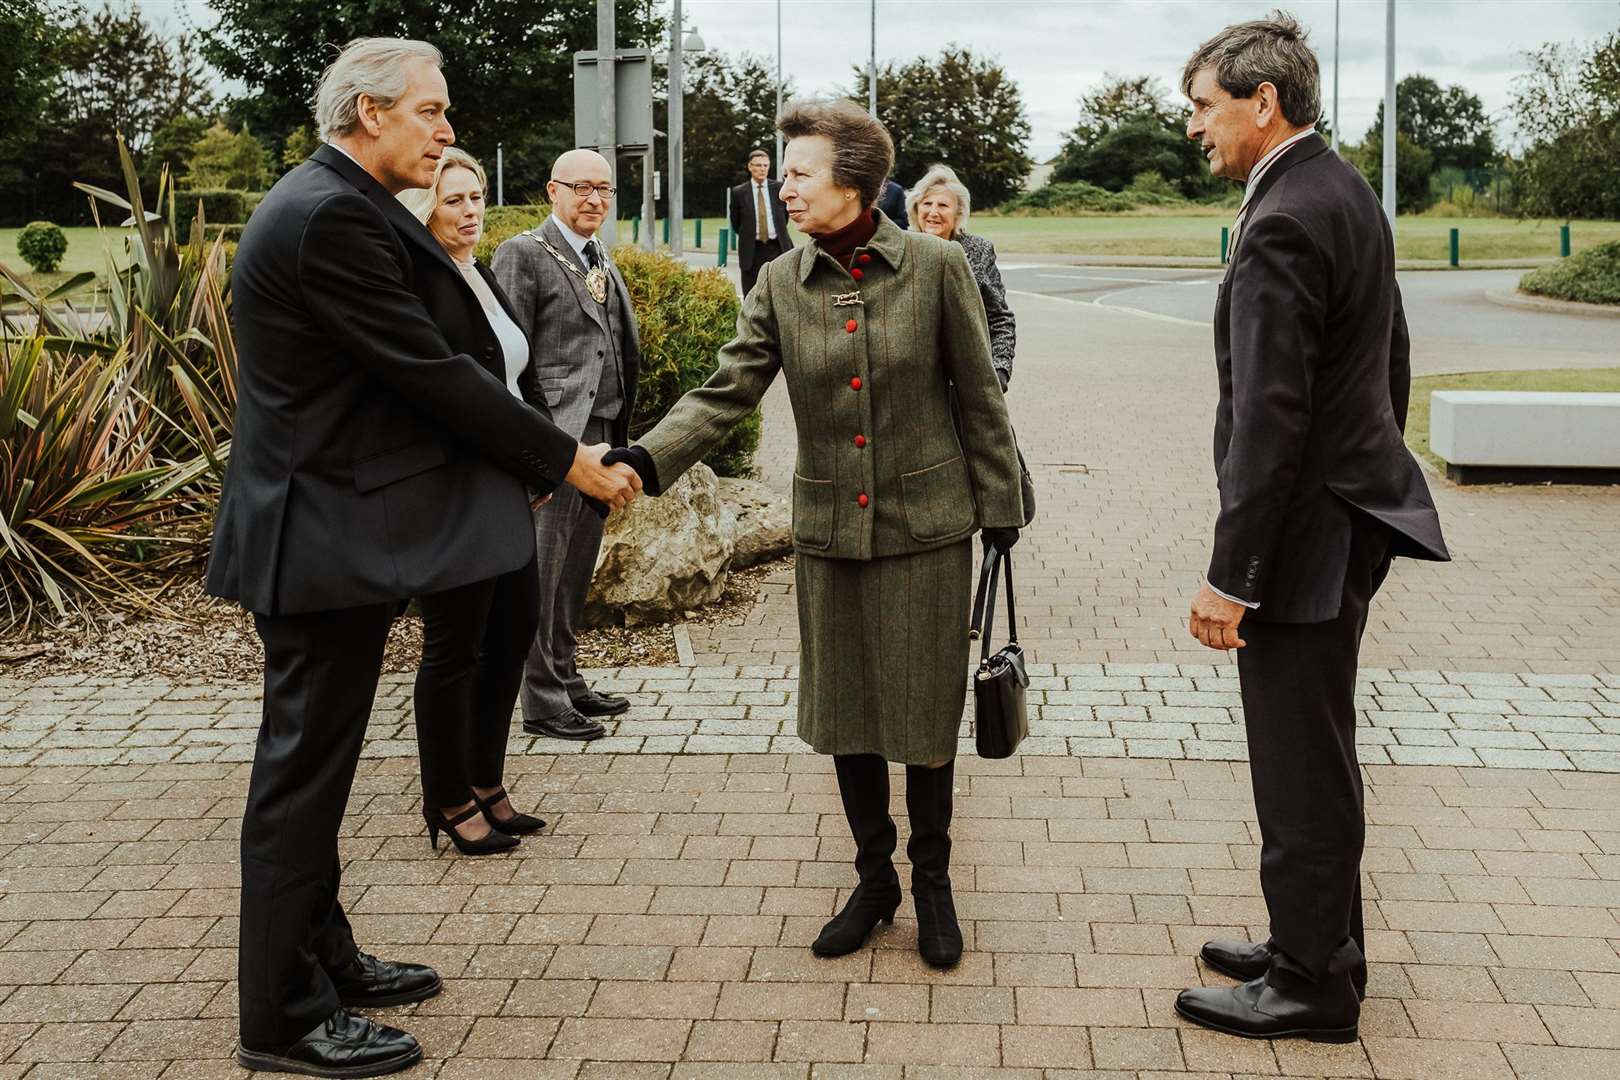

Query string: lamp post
[775,0,783,175]
[868,0,877,118]
[596,0,616,245]
[1331,0,1340,153]
[667,5,706,257]
[1382,0,1396,226]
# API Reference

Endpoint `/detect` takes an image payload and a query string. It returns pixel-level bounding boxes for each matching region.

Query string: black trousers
[240,601,397,1052]
[1236,516,1392,983]
[415,554,540,807]
[741,236,787,296]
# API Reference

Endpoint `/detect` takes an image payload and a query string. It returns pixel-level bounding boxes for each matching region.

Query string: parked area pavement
[2,265,1618,1077]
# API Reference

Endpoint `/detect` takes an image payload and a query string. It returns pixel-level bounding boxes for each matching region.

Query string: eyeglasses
[557,181,616,199]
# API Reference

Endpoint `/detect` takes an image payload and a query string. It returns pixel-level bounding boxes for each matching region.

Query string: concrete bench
[1430,390,1620,484]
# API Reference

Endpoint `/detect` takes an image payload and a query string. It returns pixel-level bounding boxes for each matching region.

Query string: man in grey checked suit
[492,149,641,740]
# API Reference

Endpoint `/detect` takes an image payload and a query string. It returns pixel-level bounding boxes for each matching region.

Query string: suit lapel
[540,218,609,333]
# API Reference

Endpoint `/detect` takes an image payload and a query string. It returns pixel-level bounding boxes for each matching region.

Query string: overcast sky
[147,0,1620,159]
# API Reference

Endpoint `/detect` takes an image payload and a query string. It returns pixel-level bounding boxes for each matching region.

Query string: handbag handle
[969,545,1018,666]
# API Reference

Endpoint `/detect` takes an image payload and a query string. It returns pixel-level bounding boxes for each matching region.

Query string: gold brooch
[832,291,864,307]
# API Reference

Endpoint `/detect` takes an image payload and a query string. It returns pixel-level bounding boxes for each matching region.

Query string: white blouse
[456,258,528,399]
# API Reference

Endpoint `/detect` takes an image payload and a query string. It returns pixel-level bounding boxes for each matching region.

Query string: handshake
[565,442,647,515]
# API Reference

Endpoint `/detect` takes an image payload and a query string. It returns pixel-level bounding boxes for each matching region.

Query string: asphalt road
[1000,263,1618,375]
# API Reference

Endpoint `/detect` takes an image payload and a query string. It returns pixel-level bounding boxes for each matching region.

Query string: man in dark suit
[493,149,642,742]
[877,177,909,229]
[728,147,791,295]
[207,38,639,1077]
[1172,15,1448,1043]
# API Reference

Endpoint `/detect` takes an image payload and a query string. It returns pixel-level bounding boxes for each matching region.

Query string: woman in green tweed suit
[610,100,1023,969]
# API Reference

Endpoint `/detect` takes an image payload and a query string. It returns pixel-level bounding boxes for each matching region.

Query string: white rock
[716,476,792,569]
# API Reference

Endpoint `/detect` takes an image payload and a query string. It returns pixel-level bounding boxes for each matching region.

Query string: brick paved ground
[691,295,1620,674]
[3,273,1619,1076]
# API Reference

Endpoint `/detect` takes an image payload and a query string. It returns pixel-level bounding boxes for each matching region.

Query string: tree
[21,2,214,224]
[281,125,319,172]
[0,0,67,225]
[204,1,663,200]
[1352,130,1437,214]
[1511,28,1620,219]
[1052,74,1212,197]
[145,113,210,187]
[664,52,791,218]
[185,120,271,190]
[853,47,1033,209]
[1365,74,1496,174]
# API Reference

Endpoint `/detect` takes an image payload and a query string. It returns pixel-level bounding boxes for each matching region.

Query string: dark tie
[584,240,600,269]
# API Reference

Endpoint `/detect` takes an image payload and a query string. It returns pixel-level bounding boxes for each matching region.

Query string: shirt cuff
[1206,581,1260,610]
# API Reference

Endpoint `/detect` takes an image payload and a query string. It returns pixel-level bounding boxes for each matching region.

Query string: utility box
[573,49,654,150]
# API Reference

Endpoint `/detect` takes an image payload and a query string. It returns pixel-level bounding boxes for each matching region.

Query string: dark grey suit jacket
[729,178,791,270]
[205,144,577,615]
[491,217,641,447]
[1210,133,1448,623]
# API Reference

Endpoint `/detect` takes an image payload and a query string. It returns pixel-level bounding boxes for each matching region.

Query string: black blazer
[416,257,542,410]
[728,178,790,267]
[205,144,578,616]
[1210,133,1448,623]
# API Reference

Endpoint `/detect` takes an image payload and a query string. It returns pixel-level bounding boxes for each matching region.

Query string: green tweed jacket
[637,212,1023,560]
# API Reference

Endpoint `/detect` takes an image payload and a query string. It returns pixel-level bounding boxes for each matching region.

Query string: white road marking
[1009,289,1210,328]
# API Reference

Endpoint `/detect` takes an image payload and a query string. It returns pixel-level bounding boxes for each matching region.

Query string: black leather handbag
[968,544,1029,758]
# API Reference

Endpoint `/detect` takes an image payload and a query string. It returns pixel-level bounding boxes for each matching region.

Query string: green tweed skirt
[794,540,973,765]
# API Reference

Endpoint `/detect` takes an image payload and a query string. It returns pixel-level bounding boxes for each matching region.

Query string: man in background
[728,147,791,295]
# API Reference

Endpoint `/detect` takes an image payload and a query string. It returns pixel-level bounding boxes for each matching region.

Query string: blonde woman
[397,149,550,855]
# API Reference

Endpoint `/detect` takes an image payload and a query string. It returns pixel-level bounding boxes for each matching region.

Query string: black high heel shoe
[423,804,519,856]
[473,787,546,836]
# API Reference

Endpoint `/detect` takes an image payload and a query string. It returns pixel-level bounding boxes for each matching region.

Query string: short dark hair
[1181,9,1321,128]
[747,148,770,163]
[777,98,895,208]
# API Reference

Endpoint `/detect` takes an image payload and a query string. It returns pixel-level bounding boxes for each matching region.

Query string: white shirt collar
[1239,129,1317,211]
[547,214,598,262]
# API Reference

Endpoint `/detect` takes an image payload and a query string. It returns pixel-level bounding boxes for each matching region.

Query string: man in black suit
[207,37,640,1077]
[1173,15,1448,1043]
[728,147,791,295]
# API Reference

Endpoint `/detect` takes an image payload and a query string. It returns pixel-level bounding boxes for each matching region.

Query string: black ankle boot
[812,754,902,957]
[907,760,962,968]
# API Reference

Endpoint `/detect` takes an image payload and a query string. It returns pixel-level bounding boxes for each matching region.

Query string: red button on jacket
[849,376,862,391]
[858,253,872,264]
[850,268,863,281]
[845,319,858,333]
[853,434,866,448]
[857,493,869,508]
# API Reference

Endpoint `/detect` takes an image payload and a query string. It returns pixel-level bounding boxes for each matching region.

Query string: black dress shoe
[1176,974,1359,1043]
[812,881,902,957]
[1201,939,1366,1000]
[330,951,442,1008]
[523,708,606,741]
[237,1009,421,1077]
[571,689,631,717]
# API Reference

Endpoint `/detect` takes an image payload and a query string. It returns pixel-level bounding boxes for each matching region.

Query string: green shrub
[185,222,246,244]
[1519,240,1620,306]
[994,181,1142,215]
[1124,171,1182,203]
[476,203,551,263]
[16,221,67,273]
[614,245,759,478]
[178,189,248,226]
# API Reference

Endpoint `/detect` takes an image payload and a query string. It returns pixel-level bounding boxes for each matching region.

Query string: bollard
[1560,223,1571,258]
[632,217,640,243]
[717,228,729,267]
[663,217,670,244]
[1220,226,1229,265]
[695,219,703,249]
[731,229,738,252]
[1449,227,1459,268]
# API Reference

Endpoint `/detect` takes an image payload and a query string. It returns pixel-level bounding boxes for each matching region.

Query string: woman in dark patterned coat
[609,100,1023,969]
[907,165,1015,389]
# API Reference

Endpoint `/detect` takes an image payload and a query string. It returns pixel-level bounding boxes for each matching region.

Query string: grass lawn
[1407,367,1620,470]
[632,213,1620,263]
[2,226,130,300]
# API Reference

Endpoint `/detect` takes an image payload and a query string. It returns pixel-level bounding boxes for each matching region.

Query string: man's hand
[566,442,642,511]
[1188,582,1247,651]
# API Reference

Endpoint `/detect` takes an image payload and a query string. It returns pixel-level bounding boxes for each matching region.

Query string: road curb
[993,253,1550,272]
[1485,289,1620,319]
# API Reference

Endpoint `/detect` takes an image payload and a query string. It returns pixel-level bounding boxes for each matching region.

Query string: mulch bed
[0,557,792,683]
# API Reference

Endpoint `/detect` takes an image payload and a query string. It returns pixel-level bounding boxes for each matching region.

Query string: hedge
[178,189,250,226]
[16,221,67,272]
[614,246,759,478]
[1519,240,1620,307]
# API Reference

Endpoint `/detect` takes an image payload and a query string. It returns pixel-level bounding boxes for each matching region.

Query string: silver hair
[905,165,972,236]
[1180,10,1321,128]
[397,148,487,224]
[313,37,445,142]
